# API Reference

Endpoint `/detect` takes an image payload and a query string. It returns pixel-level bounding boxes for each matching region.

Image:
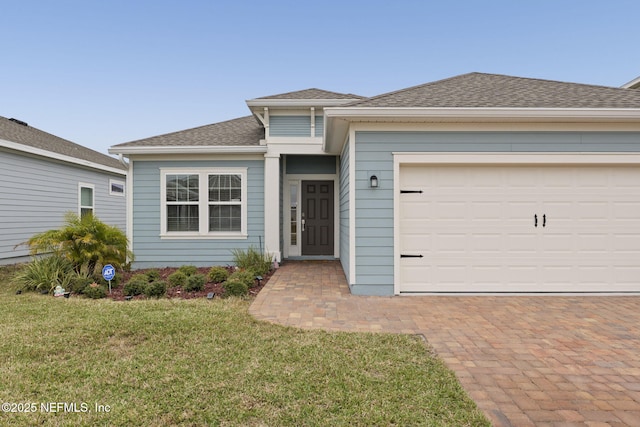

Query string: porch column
[264,153,281,262]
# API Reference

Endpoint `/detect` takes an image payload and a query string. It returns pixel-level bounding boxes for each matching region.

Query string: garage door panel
[613,233,640,251]
[399,164,640,293]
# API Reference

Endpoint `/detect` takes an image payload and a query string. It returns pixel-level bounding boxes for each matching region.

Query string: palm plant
[25,212,133,276]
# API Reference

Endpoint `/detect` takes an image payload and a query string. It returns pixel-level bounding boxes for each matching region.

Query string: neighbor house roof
[347,72,640,109]
[0,116,126,173]
[110,115,265,153]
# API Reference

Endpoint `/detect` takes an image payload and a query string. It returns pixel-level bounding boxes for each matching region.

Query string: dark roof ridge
[255,87,365,100]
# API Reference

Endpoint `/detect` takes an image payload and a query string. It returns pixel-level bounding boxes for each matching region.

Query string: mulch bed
[106,266,272,301]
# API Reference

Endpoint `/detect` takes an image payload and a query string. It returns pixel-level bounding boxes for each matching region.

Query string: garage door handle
[534,214,538,227]
[401,254,423,258]
[543,214,546,227]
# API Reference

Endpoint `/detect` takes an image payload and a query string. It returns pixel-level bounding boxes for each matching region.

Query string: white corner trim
[1,138,126,176]
[393,154,401,295]
[126,159,134,259]
[264,156,281,262]
[348,129,357,286]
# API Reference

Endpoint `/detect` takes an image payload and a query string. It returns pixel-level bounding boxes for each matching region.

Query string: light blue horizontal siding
[269,115,324,138]
[270,116,311,137]
[338,141,350,284]
[0,148,126,265]
[352,131,640,295]
[131,159,264,268]
[286,155,336,174]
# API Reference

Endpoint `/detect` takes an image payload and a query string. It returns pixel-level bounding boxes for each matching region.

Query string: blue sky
[2,0,639,155]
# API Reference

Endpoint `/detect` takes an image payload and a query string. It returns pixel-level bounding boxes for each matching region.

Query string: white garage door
[399,163,640,293]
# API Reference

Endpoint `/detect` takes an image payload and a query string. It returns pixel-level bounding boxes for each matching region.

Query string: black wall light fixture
[370,175,378,188]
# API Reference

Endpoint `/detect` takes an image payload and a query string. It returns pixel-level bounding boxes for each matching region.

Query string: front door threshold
[286,256,338,261]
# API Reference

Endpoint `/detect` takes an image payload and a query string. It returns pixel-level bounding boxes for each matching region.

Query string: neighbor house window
[79,183,94,217]
[109,179,125,196]
[161,168,247,238]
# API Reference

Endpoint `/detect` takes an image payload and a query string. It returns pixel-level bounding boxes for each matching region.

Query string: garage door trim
[393,152,640,295]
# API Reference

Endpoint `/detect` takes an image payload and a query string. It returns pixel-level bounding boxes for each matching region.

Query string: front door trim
[283,172,339,259]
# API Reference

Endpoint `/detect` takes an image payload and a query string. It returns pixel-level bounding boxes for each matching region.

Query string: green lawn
[0,265,489,426]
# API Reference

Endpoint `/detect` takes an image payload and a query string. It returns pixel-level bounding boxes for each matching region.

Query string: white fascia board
[1,138,127,176]
[622,76,640,89]
[325,107,640,121]
[109,145,268,156]
[324,107,640,153]
[246,98,362,108]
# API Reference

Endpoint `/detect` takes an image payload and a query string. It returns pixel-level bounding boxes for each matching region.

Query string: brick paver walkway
[250,260,640,426]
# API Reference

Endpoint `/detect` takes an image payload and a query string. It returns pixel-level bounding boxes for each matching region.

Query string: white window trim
[78,182,95,217]
[109,179,125,196]
[160,168,248,239]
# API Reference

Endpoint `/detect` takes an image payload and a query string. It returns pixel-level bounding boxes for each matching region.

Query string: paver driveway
[250,261,640,426]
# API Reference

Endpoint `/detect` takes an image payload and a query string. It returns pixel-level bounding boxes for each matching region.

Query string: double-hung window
[161,168,247,238]
[79,183,94,217]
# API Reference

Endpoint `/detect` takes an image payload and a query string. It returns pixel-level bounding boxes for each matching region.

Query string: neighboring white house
[0,116,127,265]
[110,73,640,295]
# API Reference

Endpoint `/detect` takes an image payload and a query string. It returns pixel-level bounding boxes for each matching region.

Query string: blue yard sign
[102,264,116,281]
[102,264,115,293]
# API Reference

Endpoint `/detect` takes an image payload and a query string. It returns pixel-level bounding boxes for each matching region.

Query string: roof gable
[255,88,364,100]
[349,73,640,109]
[0,116,126,171]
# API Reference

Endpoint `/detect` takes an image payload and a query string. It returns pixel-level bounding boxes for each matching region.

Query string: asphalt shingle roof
[255,88,364,100]
[111,74,640,151]
[348,72,640,109]
[0,116,126,170]
[112,115,263,148]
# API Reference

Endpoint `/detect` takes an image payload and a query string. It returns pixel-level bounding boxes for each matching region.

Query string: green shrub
[183,273,206,292]
[222,279,249,297]
[123,274,148,296]
[177,265,198,277]
[144,281,167,298]
[145,269,161,282]
[231,246,272,276]
[83,283,107,299]
[168,271,187,287]
[208,266,229,283]
[93,272,120,288]
[13,255,73,293]
[228,270,256,289]
[24,212,133,276]
[67,273,94,294]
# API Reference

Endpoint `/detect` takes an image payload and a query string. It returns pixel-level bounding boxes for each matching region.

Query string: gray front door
[301,181,334,255]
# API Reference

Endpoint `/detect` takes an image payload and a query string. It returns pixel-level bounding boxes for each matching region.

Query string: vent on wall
[8,118,28,126]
